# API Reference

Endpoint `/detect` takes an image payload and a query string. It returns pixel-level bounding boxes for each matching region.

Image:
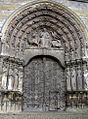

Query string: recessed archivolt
[0,1,88,111]
[1,0,87,62]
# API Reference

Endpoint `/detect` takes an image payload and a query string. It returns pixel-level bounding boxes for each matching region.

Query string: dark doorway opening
[23,56,65,112]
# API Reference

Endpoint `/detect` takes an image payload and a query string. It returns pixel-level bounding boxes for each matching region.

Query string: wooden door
[23,56,65,112]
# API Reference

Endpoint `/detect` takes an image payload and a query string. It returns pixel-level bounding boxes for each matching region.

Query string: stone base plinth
[0,112,88,119]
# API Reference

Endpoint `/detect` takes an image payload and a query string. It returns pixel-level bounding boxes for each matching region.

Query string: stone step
[0,112,88,119]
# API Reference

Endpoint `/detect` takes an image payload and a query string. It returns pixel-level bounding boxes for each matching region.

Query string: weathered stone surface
[0,0,88,116]
[0,112,88,119]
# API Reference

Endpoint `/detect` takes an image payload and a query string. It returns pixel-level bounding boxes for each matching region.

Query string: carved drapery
[65,60,88,110]
[1,57,23,92]
[27,27,62,49]
[0,56,23,112]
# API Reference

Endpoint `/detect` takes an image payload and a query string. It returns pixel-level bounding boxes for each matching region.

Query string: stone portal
[0,0,88,115]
